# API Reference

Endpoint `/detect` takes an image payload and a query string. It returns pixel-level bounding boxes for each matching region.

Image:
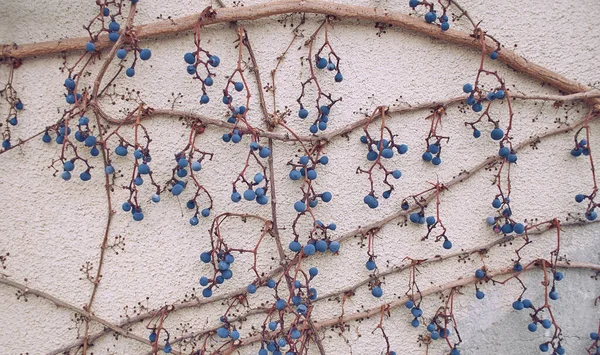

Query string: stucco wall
[0,0,599,354]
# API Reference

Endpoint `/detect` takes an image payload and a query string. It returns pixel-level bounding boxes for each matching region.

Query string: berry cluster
[406,183,453,249]
[409,0,452,31]
[358,107,408,208]
[1,60,23,151]
[421,107,449,165]
[297,17,342,134]
[571,126,598,221]
[185,13,221,104]
[168,124,214,225]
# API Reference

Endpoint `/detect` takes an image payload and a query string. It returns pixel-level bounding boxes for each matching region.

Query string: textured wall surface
[0,1,599,355]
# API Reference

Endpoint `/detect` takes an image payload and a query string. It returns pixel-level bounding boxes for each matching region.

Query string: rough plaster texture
[0,0,599,354]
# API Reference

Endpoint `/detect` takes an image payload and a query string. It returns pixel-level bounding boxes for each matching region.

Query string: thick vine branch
[44,109,597,354]
[2,0,598,109]
[225,261,600,353]
[0,277,180,355]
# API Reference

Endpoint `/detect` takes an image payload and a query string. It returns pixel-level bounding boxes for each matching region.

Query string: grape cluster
[409,0,452,31]
[183,50,220,104]
[358,113,408,208]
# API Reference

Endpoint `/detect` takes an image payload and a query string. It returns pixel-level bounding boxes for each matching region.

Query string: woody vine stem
[0,0,599,355]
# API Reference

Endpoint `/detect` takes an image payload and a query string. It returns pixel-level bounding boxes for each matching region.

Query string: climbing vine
[0,1,599,355]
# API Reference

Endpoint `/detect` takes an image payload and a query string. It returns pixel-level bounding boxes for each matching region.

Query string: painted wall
[0,0,599,354]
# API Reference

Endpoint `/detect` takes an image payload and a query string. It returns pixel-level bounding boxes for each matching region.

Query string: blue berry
[63,160,75,172]
[244,189,256,201]
[126,67,135,77]
[409,0,419,7]
[472,102,483,112]
[528,323,537,332]
[424,11,436,23]
[329,241,340,253]
[139,48,152,60]
[585,210,598,221]
[289,170,301,180]
[109,31,119,42]
[303,244,316,256]
[422,151,433,162]
[61,171,72,181]
[208,55,220,67]
[491,128,504,140]
[183,52,196,64]
[366,260,376,271]
[187,65,197,75]
[432,156,442,165]
[371,286,383,298]
[512,300,524,310]
[430,331,439,340]
[490,51,498,60]
[475,269,485,279]
[108,21,120,32]
[64,78,76,90]
[473,129,481,138]
[441,22,450,31]
[217,327,229,338]
[492,198,502,208]
[42,132,51,143]
[85,42,96,52]
[463,83,473,93]
[381,148,394,158]
[200,252,211,263]
[316,57,328,69]
[411,307,422,317]
[294,201,306,213]
[513,223,525,234]
[541,319,552,329]
[476,290,485,299]
[275,299,287,311]
[299,108,309,119]
[335,72,343,82]
[495,89,505,99]
[234,81,244,91]
[397,144,408,154]
[79,171,91,181]
[259,147,271,158]
[172,184,184,196]
[443,239,452,249]
[231,191,242,202]
[315,240,328,252]
[549,289,559,300]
